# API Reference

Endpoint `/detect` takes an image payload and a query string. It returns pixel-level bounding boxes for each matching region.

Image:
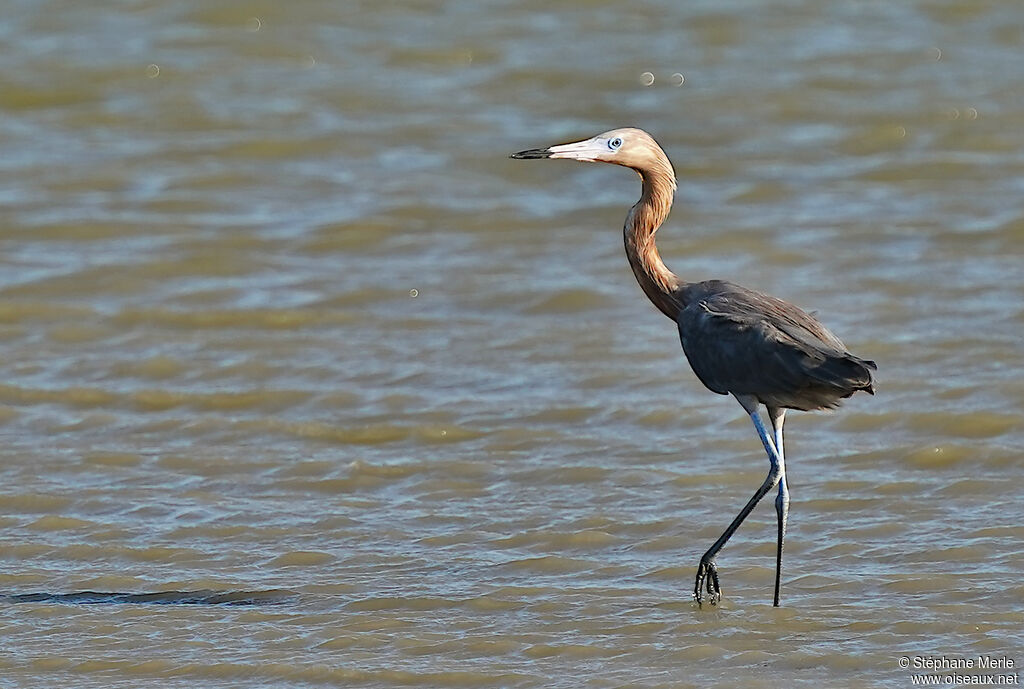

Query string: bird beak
[510,137,603,162]
[509,147,551,159]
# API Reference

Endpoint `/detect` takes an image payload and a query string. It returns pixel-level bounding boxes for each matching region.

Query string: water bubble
[945,108,960,120]
[929,47,942,61]
[640,71,654,86]
[672,73,685,86]
[895,125,906,138]
[245,17,262,32]
[965,107,978,120]
[145,64,160,78]
[303,55,316,68]
[409,289,419,298]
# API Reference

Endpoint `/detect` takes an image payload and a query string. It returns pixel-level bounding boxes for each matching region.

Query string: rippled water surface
[1,1,1023,687]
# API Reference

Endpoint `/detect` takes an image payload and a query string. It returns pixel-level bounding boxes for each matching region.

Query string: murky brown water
[1,1,1022,687]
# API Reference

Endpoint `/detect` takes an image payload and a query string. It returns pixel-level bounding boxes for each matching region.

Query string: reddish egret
[511,128,875,607]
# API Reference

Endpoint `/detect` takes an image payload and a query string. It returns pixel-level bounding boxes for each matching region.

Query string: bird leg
[769,407,788,607]
[694,397,784,607]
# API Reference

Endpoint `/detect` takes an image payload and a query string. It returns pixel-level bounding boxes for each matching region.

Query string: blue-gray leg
[694,395,785,606]
[769,407,788,607]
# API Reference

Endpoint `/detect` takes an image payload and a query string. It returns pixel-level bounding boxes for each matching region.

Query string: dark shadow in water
[0,589,299,606]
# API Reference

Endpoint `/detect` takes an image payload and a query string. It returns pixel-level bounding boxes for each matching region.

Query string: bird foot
[693,557,721,607]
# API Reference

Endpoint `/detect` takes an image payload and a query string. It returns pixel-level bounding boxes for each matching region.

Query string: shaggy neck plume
[623,155,686,319]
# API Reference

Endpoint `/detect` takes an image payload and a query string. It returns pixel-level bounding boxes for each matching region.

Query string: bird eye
[609,137,623,150]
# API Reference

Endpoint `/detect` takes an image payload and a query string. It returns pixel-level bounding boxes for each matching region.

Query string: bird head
[511,127,663,167]
[511,127,676,190]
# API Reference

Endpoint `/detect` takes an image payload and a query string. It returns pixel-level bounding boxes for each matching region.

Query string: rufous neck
[624,166,685,319]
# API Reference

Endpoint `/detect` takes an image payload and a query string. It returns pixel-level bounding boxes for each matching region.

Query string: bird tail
[812,354,877,398]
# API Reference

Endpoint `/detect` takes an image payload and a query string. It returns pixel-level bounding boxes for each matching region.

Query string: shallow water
[1,1,1022,687]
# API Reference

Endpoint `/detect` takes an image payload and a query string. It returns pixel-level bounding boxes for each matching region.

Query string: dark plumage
[511,127,876,607]
[678,280,876,411]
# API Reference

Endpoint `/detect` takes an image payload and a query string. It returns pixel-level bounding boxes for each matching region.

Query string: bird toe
[694,558,722,607]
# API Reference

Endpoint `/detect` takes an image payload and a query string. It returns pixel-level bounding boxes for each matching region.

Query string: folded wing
[678,281,876,411]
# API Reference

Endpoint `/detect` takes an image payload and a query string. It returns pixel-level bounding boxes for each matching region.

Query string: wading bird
[511,128,875,607]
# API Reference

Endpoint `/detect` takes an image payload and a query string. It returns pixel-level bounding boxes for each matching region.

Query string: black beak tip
[510,148,551,160]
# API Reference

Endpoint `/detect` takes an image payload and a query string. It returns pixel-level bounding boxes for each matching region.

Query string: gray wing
[677,281,876,411]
